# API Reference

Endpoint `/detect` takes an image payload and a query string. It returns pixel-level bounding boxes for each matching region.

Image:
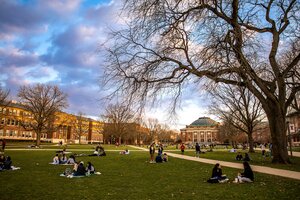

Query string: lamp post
[286,121,293,157]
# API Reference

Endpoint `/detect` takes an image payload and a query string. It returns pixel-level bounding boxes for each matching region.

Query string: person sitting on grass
[67,155,76,164]
[74,161,86,176]
[3,156,12,170]
[86,162,95,174]
[60,154,68,164]
[98,146,106,156]
[236,152,243,161]
[163,153,168,162]
[207,163,228,183]
[52,154,60,164]
[243,153,251,162]
[235,161,254,183]
[155,154,163,163]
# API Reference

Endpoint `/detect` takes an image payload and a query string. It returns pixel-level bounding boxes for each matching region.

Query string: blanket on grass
[0,166,21,171]
[49,163,74,165]
[60,172,101,178]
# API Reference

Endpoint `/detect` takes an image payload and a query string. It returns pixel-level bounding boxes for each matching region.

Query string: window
[11,119,15,126]
[1,118,4,125]
[0,130,3,136]
[6,119,10,125]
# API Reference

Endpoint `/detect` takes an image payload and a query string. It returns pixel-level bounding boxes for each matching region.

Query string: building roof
[189,117,218,127]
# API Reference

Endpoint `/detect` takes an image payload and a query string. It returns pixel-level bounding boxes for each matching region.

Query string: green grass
[292,146,300,152]
[168,149,300,172]
[1,150,300,200]
[5,143,138,150]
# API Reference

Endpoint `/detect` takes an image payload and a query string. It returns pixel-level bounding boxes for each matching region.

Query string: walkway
[129,145,300,181]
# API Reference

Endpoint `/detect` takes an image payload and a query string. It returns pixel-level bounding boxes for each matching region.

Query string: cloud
[0,0,47,38]
[0,46,39,67]
[39,0,82,15]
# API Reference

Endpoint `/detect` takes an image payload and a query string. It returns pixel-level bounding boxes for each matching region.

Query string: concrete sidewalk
[129,145,300,181]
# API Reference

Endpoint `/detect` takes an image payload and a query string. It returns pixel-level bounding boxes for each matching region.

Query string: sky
[0,0,215,130]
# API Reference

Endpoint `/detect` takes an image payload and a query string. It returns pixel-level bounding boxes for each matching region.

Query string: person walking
[180,143,185,155]
[195,142,201,158]
[2,139,6,152]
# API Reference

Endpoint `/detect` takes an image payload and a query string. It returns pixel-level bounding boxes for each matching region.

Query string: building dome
[189,117,218,127]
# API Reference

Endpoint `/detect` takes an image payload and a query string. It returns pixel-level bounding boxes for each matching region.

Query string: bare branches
[103,0,300,162]
[0,86,10,107]
[17,84,68,146]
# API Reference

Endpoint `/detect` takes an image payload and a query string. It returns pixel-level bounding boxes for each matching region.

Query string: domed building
[180,117,219,144]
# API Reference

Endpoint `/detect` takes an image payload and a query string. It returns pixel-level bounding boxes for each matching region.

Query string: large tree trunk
[248,133,255,153]
[35,130,41,147]
[266,104,290,164]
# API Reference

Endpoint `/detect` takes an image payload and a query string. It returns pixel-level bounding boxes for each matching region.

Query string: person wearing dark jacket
[3,156,12,170]
[207,163,227,183]
[74,161,86,176]
[243,153,251,162]
[235,152,243,161]
[195,143,201,158]
[237,161,254,183]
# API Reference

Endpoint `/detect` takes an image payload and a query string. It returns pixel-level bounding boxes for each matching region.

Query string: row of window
[1,118,20,126]
[0,108,33,117]
[0,130,47,138]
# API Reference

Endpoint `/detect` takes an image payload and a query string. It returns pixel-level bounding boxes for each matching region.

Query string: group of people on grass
[52,154,76,165]
[207,161,254,184]
[236,152,251,162]
[0,154,12,171]
[149,143,168,163]
[69,161,96,176]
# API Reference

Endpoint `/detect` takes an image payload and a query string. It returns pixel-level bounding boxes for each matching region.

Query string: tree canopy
[104,0,300,163]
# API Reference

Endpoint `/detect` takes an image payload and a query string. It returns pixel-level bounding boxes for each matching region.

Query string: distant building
[287,111,300,146]
[180,117,219,144]
[0,101,104,144]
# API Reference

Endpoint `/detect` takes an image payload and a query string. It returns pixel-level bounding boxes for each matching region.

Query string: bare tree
[18,84,68,146]
[0,86,10,105]
[104,0,300,163]
[218,118,242,148]
[102,104,135,144]
[209,84,265,152]
[0,86,10,126]
[72,112,90,144]
[142,118,161,143]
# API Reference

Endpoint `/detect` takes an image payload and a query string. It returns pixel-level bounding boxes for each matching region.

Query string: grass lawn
[1,150,300,200]
[167,149,300,172]
[292,146,300,152]
[5,143,138,151]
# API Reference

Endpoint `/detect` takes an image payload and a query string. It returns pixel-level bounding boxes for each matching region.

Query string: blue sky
[0,0,213,130]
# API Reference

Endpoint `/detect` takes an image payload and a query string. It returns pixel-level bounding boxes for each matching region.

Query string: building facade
[287,111,300,146]
[0,101,104,144]
[180,117,219,145]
